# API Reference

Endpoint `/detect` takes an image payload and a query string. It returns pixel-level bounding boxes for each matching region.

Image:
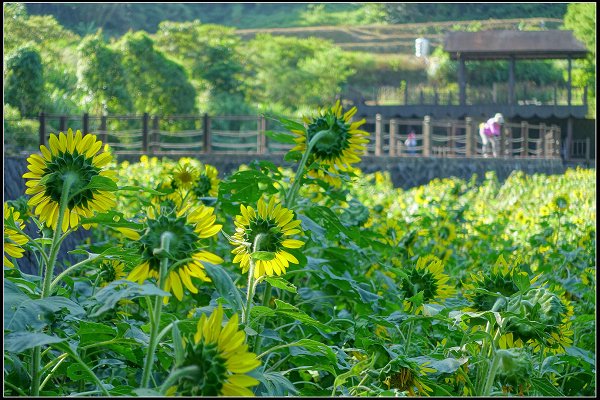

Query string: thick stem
[41,174,76,298]
[31,174,75,396]
[140,232,173,389]
[253,282,273,354]
[285,129,331,209]
[49,256,98,292]
[481,353,501,396]
[242,233,268,326]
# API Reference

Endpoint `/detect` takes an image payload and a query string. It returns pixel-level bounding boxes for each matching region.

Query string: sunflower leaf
[251,251,276,261]
[265,277,297,293]
[83,175,118,192]
[4,332,65,354]
[277,117,305,133]
[274,300,334,333]
[264,130,297,144]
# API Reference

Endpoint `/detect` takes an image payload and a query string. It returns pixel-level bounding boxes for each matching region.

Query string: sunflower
[401,255,456,314]
[462,255,539,312]
[504,286,574,354]
[290,100,369,173]
[128,203,224,302]
[98,259,127,287]
[171,162,199,192]
[191,163,220,199]
[4,203,29,268]
[231,197,304,278]
[174,305,261,396]
[23,129,117,232]
[381,356,435,396]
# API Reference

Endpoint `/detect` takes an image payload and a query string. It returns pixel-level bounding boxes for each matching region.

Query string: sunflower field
[3,102,596,397]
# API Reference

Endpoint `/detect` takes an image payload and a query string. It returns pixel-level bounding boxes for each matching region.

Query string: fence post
[142,112,149,153]
[500,125,506,157]
[521,121,528,158]
[448,122,455,156]
[261,116,268,154]
[82,113,89,134]
[152,115,160,155]
[203,113,211,154]
[423,116,431,157]
[100,115,107,145]
[540,123,546,158]
[39,112,46,148]
[375,114,382,156]
[585,137,590,165]
[506,126,513,158]
[389,118,397,156]
[465,117,472,157]
[419,90,424,104]
[59,115,67,132]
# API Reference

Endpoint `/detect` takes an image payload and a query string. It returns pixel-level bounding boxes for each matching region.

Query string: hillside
[25,3,568,38]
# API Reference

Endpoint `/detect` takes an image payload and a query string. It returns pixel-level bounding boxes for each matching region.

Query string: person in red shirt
[479,113,504,157]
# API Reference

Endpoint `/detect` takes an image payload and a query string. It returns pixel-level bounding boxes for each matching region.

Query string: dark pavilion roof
[444,30,588,60]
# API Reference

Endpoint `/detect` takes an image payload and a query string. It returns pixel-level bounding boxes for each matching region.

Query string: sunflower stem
[140,231,173,389]
[243,233,268,326]
[481,352,501,396]
[285,129,332,209]
[31,174,75,396]
[159,366,200,395]
[49,256,98,292]
[253,281,273,354]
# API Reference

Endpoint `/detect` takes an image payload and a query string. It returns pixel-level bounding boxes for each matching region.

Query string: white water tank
[415,37,429,58]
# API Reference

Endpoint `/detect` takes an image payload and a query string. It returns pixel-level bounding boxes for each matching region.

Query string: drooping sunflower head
[462,255,538,312]
[231,197,304,278]
[4,203,29,268]
[171,162,199,192]
[290,100,370,172]
[381,356,435,396]
[174,305,261,396]
[23,129,117,232]
[98,259,127,287]
[192,163,220,199]
[504,286,574,354]
[128,203,224,302]
[401,255,456,314]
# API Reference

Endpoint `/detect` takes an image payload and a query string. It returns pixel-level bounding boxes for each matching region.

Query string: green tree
[116,31,196,115]
[563,3,595,117]
[245,34,354,111]
[155,21,246,95]
[4,45,44,116]
[76,32,132,114]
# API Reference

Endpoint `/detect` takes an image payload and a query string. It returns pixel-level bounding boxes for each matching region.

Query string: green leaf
[77,321,117,346]
[283,150,302,162]
[4,280,85,331]
[172,322,185,366]
[264,130,297,144]
[332,355,375,395]
[84,175,118,192]
[513,271,531,292]
[66,363,88,381]
[265,277,297,293]
[252,251,276,261]
[90,279,170,317]
[119,185,171,196]
[529,377,565,397]
[277,116,305,132]
[79,210,144,230]
[4,332,65,353]
[274,300,334,333]
[204,263,244,313]
[219,169,278,204]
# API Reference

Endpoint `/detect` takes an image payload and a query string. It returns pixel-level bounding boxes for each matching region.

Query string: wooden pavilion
[353,30,590,160]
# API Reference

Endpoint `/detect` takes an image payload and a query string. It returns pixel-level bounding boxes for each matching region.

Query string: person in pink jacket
[479,113,504,157]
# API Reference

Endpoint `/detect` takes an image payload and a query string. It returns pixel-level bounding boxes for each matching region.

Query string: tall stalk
[140,232,173,389]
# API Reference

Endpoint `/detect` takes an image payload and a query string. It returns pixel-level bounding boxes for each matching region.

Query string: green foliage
[4,45,44,116]
[156,21,246,96]
[246,34,354,111]
[116,31,196,115]
[563,3,596,118]
[77,33,132,114]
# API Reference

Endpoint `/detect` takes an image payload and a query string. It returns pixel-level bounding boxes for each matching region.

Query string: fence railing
[33,112,565,160]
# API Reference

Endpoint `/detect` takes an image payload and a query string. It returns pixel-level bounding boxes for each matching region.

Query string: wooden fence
[37,112,563,159]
